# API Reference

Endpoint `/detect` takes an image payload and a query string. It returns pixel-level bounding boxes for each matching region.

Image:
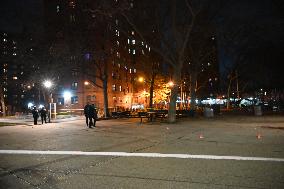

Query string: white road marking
[0,150,283,162]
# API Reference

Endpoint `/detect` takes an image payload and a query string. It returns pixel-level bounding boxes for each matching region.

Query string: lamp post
[138,76,154,110]
[43,80,53,122]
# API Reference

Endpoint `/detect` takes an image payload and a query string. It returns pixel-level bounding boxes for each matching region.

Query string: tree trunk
[0,85,6,116]
[103,78,110,118]
[168,69,181,123]
[190,73,197,110]
[149,74,155,109]
[226,77,232,109]
[103,57,110,118]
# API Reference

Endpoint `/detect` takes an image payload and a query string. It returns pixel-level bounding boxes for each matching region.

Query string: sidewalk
[0,115,83,126]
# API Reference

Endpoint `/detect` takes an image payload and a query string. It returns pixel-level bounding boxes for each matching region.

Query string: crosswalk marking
[0,150,283,162]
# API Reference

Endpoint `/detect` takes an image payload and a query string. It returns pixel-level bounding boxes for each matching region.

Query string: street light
[168,81,174,87]
[43,79,54,122]
[84,81,90,86]
[63,91,72,100]
[138,77,144,83]
[43,80,53,88]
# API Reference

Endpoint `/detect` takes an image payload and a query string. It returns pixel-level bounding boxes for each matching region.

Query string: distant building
[42,0,152,115]
[0,32,34,114]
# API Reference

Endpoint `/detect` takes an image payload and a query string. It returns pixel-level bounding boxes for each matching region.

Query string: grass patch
[0,122,18,127]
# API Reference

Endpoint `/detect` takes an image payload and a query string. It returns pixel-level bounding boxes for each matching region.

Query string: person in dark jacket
[87,104,95,127]
[31,106,39,125]
[90,104,98,127]
[84,102,92,128]
[39,107,47,124]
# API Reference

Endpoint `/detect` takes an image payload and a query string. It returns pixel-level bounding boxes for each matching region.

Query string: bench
[154,110,168,121]
[138,112,150,123]
[111,111,131,118]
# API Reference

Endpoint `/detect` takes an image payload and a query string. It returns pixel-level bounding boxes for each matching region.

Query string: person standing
[84,102,91,128]
[40,107,47,124]
[31,106,39,125]
[91,104,98,127]
[88,104,95,127]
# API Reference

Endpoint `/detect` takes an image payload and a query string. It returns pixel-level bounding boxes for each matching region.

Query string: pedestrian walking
[39,107,47,124]
[87,104,95,127]
[91,104,98,127]
[84,102,92,128]
[31,106,39,125]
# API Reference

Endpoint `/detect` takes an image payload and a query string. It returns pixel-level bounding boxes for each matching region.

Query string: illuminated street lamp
[63,90,72,100]
[43,80,53,88]
[138,77,144,83]
[43,79,54,122]
[168,81,174,87]
[84,81,90,86]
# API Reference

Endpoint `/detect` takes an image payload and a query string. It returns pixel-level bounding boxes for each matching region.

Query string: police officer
[40,107,47,124]
[31,106,39,125]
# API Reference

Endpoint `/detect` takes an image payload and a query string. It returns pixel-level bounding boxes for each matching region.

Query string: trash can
[254,105,262,116]
[204,107,214,118]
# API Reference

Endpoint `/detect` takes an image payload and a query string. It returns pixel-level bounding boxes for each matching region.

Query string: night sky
[0,0,43,34]
[1,0,284,89]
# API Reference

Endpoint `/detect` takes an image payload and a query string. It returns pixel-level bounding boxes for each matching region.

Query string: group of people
[84,102,98,128]
[31,106,49,125]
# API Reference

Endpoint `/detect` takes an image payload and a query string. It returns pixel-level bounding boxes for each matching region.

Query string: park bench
[111,111,131,118]
[138,112,150,123]
[154,110,168,121]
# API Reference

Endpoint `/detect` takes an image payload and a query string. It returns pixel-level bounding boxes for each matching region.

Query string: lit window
[112,84,116,91]
[149,47,151,52]
[3,69,7,73]
[119,86,122,91]
[57,98,64,105]
[3,38,7,42]
[71,82,78,89]
[128,49,131,53]
[127,39,130,44]
[133,49,136,54]
[131,31,135,35]
[117,41,119,46]
[116,52,120,58]
[129,69,132,73]
[115,19,119,25]
[132,39,135,45]
[13,76,18,80]
[71,96,78,104]
[56,5,60,12]
[13,53,17,56]
[21,95,24,99]
[142,50,144,55]
[208,62,211,66]
[118,63,121,68]
[3,88,7,92]
[142,42,144,46]
[134,68,136,73]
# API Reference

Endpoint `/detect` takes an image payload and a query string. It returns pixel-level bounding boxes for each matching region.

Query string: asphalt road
[0,116,284,189]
